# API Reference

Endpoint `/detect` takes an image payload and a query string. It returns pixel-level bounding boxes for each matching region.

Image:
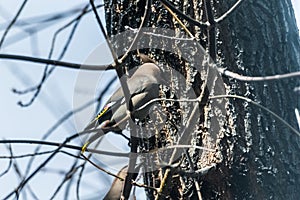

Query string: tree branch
[0,53,113,70]
[0,139,128,157]
[218,68,300,81]
[159,0,208,28]
[0,0,28,48]
[210,95,300,138]
[90,0,118,64]
[215,0,245,23]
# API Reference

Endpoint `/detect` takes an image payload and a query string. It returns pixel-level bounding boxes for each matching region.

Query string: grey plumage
[82,63,162,151]
[103,165,128,200]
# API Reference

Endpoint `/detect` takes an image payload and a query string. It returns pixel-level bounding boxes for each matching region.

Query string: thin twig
[0,144,13,178]
[134,94,300,138]
[219,68,300,81]
[131,180,158,192]
[0,150,82,160]
[179,163,216,178]
[0,139,129,157]
[0,150,56,159]
[0,0,28,48]
[0,53,113,70]
[160,0,245,29]
[184,150,202,200]
[7,145,39,200]
[81,154,125,180]
[0,4,101,47]
[90,0,118,64]
[2,133,82,200]
[215,0,244,23]
[162,3,195,38]
[50,161,81,200]
[0,4,91,30]
[19,19,83,106]
[23,99,95,175]
[119,0,150,63]
[204,0,216,60]
[13,4,90,107]
[76,163,86,200]
[159,0,208,28]
[210,95,300,137]
[143,31,194,41]
[160,144,214,152]
[135,92,300,139]
[295,108,300,131]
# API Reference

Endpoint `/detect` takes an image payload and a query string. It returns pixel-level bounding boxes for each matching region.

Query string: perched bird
[82,63,163,152]
[103,165,140,200]
[103,165,128,200]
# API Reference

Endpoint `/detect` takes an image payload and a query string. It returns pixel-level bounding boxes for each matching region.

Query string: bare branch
[159,0,208,28]
[81,154,126,180]
[119,0,151,63]
[0,53,113,70]
[179,163,217,178]
[160,0,245,29]
[0,150,82,160]
[1,3,104,49]
[0,150,53,159]
[210,95,300,138]
[215,0,245,23]
[24,97,98,175]
[204,0,217,60]
[0,4,88,30]
[0,0,28,48]
[160,144,214,152]
[7,144,39,200]
[295,108,300,130]
[0,144,13,178]
[184,150,203,200]
[218,67,300,81]
[0,139,129,157]
[2,132,81,199]
[76,163,86,200]
[90,0,118,64]
[13,4,89,107]
[135,94,300,139]
[143,31,194,41]
[162,2,195,38]
[49,162,82,200]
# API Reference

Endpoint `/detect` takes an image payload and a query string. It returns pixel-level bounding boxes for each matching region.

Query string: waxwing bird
[82,63,163,152]
[103,165,128,200]
[103,165,140,200]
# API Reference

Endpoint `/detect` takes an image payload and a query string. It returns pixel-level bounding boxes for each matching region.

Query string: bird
[103,164,141,200]
[103,165,128,200]
[81,62,163,152]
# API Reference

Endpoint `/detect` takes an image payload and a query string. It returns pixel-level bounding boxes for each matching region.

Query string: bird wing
[109,74,156,102]
[85,74,158,130]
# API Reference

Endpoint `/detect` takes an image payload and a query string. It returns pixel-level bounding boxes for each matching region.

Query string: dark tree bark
[103,0,300,199]
[211,0,300,199]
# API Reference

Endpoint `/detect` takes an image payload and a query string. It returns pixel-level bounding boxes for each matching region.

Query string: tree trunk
[211,0,300,199]
[103,0,300,199]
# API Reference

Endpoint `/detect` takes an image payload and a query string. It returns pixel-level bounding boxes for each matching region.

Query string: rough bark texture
[103,0,300,199]
[212,0,300,199]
